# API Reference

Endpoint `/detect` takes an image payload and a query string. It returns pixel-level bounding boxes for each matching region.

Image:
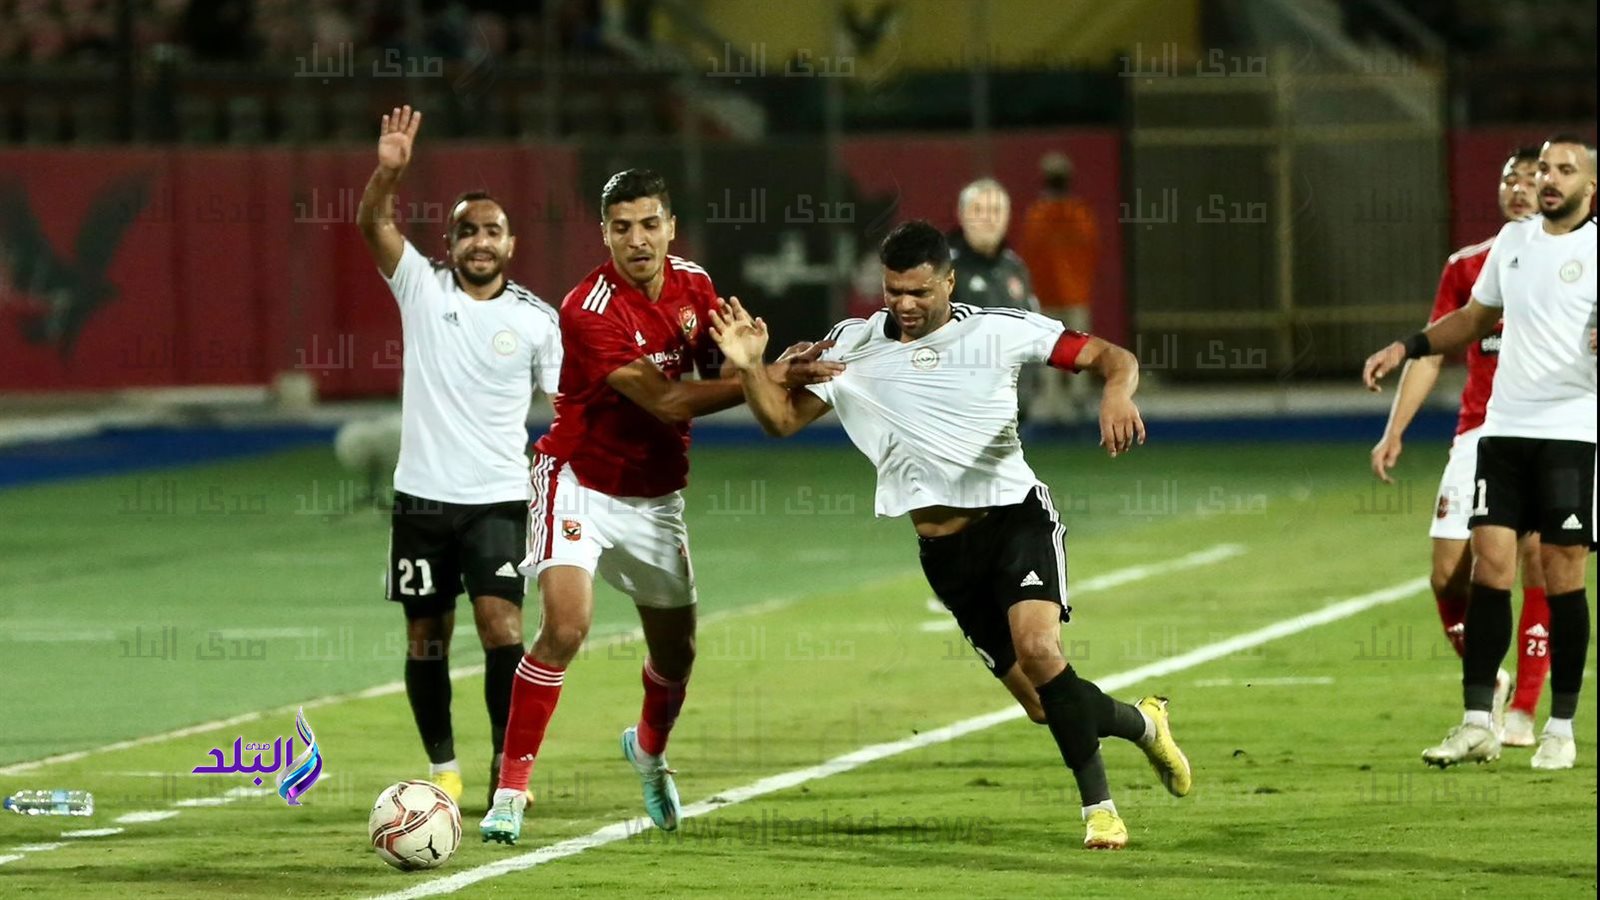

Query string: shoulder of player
[560,268,618,319]
[398,240,453,281]
[822,313,875,348]
[667,255,715,291]
[1445,235,1497,265]
[956,302,1032,325]
[503,281,559,326]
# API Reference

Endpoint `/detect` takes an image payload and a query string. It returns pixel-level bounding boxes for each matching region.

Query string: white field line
[0,589,850,777]
[60,828,122,838]
[917,542,1246,631]
[113,811,181,824]
[369,576,1430,900]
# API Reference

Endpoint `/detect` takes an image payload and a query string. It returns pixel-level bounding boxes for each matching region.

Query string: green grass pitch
[0,439,1593,898]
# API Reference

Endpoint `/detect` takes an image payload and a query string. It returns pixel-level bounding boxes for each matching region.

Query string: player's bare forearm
[644,378,746,423]
[1365,300,1498,391]
[357,166,401,231]
[1081,341,1140,401]
[1421,301,1499,357]
[358,105,421,278]
[734,365,813,438]
[1383,354,1442,440]
[1071,340,1145,456]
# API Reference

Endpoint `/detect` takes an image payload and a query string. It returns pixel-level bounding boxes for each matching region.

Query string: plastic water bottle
[3,790,94,816]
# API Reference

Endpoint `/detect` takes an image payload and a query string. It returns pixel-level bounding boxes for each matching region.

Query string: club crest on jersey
[1435,493,1451,520]
[910,347,939,371]
[562,519,582,541]
[1559,260,1583,283]
[677,305,698,340]
[492,330,518,356]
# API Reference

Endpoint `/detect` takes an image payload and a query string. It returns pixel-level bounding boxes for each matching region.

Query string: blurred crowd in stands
[0,0,619,66]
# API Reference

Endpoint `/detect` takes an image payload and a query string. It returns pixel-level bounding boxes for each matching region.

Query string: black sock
[405,656,454,764]
[1547,589,1589,720]
[1036,666,1111,806]
[484,643,523,754]
[1073,676,1148,742]
[1461,584,1512,711]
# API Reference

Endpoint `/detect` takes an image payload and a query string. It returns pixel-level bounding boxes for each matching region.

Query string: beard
[455,258,502,286]
[1541,190,1587,221]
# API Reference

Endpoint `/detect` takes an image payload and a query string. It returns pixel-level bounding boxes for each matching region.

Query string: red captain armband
[1047,330,1093,371]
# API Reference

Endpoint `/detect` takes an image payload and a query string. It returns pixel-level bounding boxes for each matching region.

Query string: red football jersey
[535,255,722,498]
[1428,237,1502,435]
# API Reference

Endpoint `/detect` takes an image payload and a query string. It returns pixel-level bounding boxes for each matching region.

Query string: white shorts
[522,453,697,609]
[1430,426,1482,541]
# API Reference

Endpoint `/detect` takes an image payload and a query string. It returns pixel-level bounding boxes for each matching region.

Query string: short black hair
[600,169,671,220]
[449,190,511,234]
[878,220,952,273]
[1543,133,1596,152]
[1508,145,1542,166]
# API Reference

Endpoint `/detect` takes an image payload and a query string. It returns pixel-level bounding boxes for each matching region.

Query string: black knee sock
[1461,584,1512,711]
[1035,666,1111,806]
[1074,676,1149,742]
[484,643,523,754]
[1547,589,1589,720]
[405,656,454,764]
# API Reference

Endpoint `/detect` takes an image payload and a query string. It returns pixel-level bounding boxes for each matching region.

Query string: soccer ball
[368,780,461,871]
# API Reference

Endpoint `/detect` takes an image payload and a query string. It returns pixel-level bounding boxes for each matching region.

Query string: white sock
[1081,799,1117,820]
[1138,708,1155,745]
[429,759,461,776]
[1462,710,1492,730]
[1544,717,1574,739]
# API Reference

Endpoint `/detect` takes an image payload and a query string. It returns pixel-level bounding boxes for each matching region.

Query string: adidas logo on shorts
[1019,570,1044,588]
[495,562,517,577]
[1561,514,1583,530]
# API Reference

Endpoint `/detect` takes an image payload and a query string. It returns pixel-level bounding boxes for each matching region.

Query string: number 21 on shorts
[396,559,436,596]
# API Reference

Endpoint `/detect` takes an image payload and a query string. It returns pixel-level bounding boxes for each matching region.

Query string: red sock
[636,658,688,757]
[497,656,565,792]
[1435,592,1468,658]
[1512,587,1550,714]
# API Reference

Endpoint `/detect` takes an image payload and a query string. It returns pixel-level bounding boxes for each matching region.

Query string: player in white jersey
[708,220,1192,851]
[1365,135,1597,772]
[356,105,562,807]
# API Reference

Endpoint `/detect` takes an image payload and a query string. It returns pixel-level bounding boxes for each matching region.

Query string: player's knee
[1538,544,1588,593]
[534,621,589,662]
[474,602,524,648]
[1429,566,1462,599]
[405,619,451,660]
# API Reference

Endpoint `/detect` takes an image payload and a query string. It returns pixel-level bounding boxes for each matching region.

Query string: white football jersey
[804,304,1067,516]
[1471,216,1597,443]
[384,241,562,504]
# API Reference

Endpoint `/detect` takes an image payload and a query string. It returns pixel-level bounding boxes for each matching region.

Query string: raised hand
[707,296,770,370]
[377,105,422,174]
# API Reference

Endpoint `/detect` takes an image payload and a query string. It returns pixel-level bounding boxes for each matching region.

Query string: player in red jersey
[1370,147,1550,747]
[480,169,840,844]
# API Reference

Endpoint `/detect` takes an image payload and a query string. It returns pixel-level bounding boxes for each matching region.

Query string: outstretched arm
[1370,354,1443,482]
[709,298,834,437]
[356,105,422,278]
[1066,337,1145,458]
[1363,299,1500,391]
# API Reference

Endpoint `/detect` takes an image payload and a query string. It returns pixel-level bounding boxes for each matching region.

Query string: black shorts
[1469,437,1596,546]
[917,484,1070,679]
[386,490,528,619]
